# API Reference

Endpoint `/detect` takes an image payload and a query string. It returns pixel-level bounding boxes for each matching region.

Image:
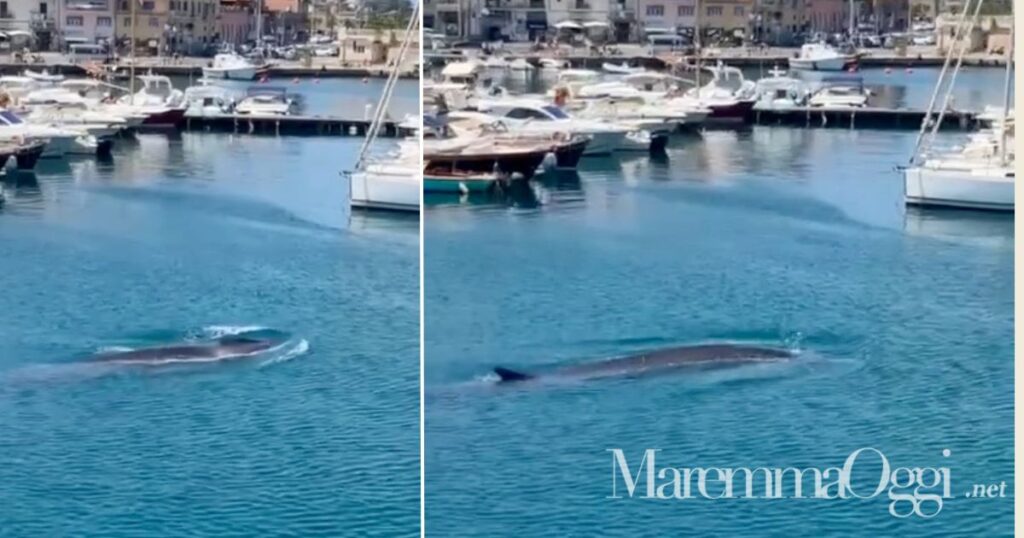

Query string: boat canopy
[441,60,484,79]
[554,21,583,30]
[245,86,288,97]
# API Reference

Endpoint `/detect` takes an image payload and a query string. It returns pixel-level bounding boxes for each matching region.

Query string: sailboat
[346,2,420,213]
[903,0,1014,211]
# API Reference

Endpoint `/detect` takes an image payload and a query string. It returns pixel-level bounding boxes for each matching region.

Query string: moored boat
[788,43,856,71]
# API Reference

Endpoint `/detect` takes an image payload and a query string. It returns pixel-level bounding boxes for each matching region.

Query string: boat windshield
[0,110,24,125]
[542,106,569,119]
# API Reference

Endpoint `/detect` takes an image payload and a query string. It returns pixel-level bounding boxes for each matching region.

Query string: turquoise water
[424,125,1013,534]
[0,133,419,535]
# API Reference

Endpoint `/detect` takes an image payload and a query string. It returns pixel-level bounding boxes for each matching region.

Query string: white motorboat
[602,62,644,75]
[22,104,127,138]
[483,56,508,69]
[807,77,870,108]
[0,108,87,157]
[508,58,534,71]
[234,86,297,115]
[424,60,494,110]
[549,69,602,97]
[112,74,186,128]
[23,69,64,84]
[476,97,629,155]
[183,84,238,117]
[539,58,570,70]
[573,71,711,126]
[118,74,184,108]
[202,52,261,81]
[569,96,687,132]
[0,76,40,102]
[788,43,854,71]
[753,67,809,110]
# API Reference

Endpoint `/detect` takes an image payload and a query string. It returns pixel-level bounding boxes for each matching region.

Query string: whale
[493,344,794,383]
[91,335,280,366]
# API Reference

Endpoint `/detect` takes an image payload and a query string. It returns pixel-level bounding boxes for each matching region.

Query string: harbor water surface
[424,71,1013,535]
[0,80,419,537]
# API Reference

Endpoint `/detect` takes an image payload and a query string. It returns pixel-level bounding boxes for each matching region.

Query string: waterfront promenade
[0,52,420,79]
[425,43,1010,68]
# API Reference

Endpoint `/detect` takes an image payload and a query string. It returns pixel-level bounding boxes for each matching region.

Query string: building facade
[427,0,463,37]
[806,0,849,34]
[263,0,305,43]
[61,0,115,46]
[0,0,58,49]
[115,0,169,53]
[218,0,258,45]
[639,0,752,41]
[113,0,219,55]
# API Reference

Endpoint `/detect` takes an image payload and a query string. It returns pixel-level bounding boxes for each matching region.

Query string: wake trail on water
[0,326,310,386]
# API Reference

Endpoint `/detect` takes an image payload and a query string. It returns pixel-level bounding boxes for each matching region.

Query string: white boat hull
[583,131,627,156]
[788,57,848,71]
[904,165,1014,211]
[202,67,258,81]
[350,164,420,212]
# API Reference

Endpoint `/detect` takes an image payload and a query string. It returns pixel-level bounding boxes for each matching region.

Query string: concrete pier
[182,114,412,136]
[751,107,977,130]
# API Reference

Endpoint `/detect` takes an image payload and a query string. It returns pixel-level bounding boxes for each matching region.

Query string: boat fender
[542,151,558,170]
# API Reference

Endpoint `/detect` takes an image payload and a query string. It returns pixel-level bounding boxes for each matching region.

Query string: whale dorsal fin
[494,367,534,383]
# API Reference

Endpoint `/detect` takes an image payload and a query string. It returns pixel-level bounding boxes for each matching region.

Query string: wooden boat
[425,136,588,180]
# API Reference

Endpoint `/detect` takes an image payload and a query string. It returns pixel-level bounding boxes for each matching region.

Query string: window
[542,106,569,119]
[39,2,46,15]
[707,5,722,16]
[505,108,551,120]
[97,15,111,26]
[123,16,130,26]
[678,5,693,16]
[0,2,8,18]
[0,111,24,125]
[645,4,663,16]
[141,0,153,9]
[734,5,744,15]
[149,16,158,26]
[66,14,84,25]
[353,43,365,53]
[119,1,126,10]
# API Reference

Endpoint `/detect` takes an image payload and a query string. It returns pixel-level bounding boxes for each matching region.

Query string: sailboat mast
[129,0,136,105]
[694,0,701,91]
[999,22,1013,164]
[256,0,263,44]
[848,0,854,37]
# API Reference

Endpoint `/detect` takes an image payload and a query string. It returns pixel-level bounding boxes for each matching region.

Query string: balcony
[30,12,55,30]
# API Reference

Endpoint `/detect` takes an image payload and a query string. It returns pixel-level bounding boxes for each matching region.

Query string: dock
[750,107,977,130]
[424,52,1009,70]
[182,114,413,137]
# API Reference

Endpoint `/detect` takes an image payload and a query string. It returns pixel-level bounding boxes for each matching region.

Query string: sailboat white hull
[350,164,420,212]
[904,165,1014,211]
